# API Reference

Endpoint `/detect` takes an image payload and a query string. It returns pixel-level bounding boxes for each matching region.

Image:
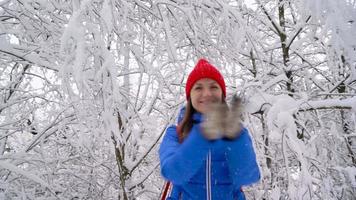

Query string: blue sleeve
[159,124,213,185]
[225,128,260,189]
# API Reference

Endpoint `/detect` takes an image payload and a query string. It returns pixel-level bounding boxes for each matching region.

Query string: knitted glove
[201,102,228,140]
[201,95,243,140]
[224,95,243,140]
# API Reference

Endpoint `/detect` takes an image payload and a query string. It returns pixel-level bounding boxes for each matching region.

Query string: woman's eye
[211,86,218,89]
[194,86,202,90]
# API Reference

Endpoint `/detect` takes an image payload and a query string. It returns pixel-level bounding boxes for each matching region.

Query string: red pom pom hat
[185,59,226,100]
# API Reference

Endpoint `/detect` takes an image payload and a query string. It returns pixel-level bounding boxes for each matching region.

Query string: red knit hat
[185,59,226,100]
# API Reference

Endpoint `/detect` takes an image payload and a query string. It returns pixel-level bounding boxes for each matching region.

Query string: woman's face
[190,78,223,114]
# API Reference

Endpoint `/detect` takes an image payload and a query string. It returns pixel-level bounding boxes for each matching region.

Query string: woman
[159,59,260,200]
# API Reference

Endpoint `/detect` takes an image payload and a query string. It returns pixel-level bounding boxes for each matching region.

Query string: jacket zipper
[206,151,212,200]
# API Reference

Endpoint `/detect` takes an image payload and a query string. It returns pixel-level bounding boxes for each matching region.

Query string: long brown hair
[176,99,195,143]
[177,95,227,143]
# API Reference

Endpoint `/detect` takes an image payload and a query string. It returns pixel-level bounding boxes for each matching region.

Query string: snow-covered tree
[0,0,355,199]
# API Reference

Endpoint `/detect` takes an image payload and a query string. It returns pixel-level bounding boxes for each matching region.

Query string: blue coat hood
[176,106,186,124]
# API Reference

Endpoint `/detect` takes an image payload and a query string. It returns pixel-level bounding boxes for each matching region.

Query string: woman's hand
[201,95,243,140]
[201,102,228,140]
[224,95,243,140]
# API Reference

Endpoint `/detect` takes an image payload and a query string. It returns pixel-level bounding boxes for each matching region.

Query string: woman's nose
[202,88,212,97]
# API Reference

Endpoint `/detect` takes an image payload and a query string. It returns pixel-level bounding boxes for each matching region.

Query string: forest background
[0,0,356,199]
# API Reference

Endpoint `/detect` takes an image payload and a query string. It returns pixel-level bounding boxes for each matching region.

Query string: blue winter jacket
[159,110,260,200]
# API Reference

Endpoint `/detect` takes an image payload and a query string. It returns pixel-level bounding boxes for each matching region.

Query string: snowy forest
[0,0,355,199]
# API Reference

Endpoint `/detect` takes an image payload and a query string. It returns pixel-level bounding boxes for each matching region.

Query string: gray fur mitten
[201,103,228,140]
[224,95,243,140]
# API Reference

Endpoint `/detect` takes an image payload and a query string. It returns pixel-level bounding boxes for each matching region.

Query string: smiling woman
[159,59,260,200]
[190,78,223,114]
